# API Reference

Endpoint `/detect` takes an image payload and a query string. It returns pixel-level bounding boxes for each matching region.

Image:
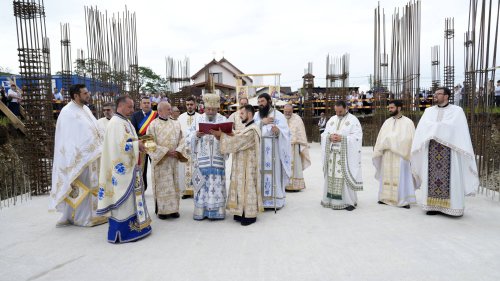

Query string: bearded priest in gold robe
[283,104,311,191]
[147,101,185,219]
[97,96,152,243]
[212,104,263,226]
[373,100,416,208]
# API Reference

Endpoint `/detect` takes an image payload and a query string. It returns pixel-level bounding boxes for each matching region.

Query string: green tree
[138,66,169,94]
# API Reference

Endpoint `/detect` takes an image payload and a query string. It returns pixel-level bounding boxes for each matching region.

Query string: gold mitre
[203,92,220,108]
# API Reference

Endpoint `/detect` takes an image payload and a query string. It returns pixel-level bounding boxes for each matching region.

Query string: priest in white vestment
[253,93,292,210]
[147,102,185,219]
[49,84,107,227]
[228,96,248,133]
[186,93,228,220]
[213,104,264,226]
[96,102,114,132]
[411,87,478,217]
[283,104,311,191]
[321,101,363,211]
[373,100,416,208]
[177,96,200,199]
[97,96,152,243]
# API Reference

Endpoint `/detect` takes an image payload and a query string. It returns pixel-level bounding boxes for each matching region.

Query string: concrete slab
[1,143,499,281]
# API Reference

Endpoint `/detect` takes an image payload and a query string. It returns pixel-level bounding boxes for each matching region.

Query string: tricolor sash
[138,111,157,136]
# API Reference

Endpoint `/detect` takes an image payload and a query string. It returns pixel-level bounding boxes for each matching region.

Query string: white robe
[49,101,106,226]
[373,115,416,207]
[411,104,478,216]
[186,113,228,220]
[254,110,292,209]
[97,117,110,132]
[97,114,152,243]
[177,112,200,194]
[321,113,363,209]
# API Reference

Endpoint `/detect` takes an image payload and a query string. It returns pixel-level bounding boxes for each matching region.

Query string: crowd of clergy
[48,84,478,243]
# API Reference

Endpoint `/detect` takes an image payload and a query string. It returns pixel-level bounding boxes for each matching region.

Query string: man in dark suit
[130,96,158,191]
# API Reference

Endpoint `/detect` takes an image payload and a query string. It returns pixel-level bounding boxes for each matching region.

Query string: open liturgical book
[199,122,233,134]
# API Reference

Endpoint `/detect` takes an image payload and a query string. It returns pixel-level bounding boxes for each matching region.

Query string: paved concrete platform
[1,143,499,281]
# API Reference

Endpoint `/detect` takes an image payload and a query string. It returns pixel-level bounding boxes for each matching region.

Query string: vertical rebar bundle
[374,3,389,90]
[325,53,350,118]
[84,6,139,105]
[75,48,86,83]
[463,0,499,193]
[302,63,316,142]
[443,17,455,99]
[326,53,349,88]
[13,0,55,195]
[389,0,421,104]
[371,0,421,140]
[166,56,190,93]
[431,45,441,90]
[60,22,72,100]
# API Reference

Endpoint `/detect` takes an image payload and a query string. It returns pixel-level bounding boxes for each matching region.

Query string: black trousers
[143,154,149,190]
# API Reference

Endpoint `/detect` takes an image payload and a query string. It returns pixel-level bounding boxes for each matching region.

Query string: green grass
[0,117,11,127]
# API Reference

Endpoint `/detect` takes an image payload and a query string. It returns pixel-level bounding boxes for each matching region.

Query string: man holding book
[186,93,230,220]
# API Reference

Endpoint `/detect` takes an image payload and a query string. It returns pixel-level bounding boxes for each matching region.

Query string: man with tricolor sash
[131,96,158,191]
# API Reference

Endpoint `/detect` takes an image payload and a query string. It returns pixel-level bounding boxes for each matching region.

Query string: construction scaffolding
[13,0,55,194]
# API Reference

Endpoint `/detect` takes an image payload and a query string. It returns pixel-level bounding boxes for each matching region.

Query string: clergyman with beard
[212,104,264,226]
[49,84,107,227]
[253,93,292,210]
[186,92,228,220]
[372,100,416,209]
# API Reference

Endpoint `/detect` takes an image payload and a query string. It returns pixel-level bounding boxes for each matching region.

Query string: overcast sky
[0,0,474,91]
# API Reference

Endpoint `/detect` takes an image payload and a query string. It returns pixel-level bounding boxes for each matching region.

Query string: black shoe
[378,201,387,205]
[402,205,410,209]
[233,215,242,222]
[345,205,355,211]
[241,217,256,226]
[158,214,169,220]
[169,212,180,219]
[181,195,191,199]
[426,211,440,215]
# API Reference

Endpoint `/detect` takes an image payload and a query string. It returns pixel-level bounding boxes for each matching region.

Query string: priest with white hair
[186,93,228,220]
